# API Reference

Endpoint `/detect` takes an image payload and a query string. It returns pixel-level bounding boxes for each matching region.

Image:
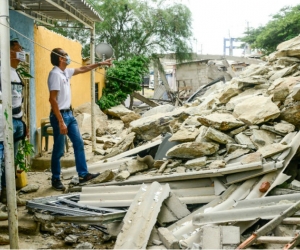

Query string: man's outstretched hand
[99,58,113,67]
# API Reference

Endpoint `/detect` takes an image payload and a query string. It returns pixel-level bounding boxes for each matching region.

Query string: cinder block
[202,226,221,249]
[158,227,179,249]
[222,226,240,244]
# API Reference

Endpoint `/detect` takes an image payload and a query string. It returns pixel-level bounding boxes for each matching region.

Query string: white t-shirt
[47,66,75,110]
[0,67,24,121]
[10,67,23,119]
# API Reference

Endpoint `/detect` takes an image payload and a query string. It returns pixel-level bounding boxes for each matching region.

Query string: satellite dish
[95,43,113,60]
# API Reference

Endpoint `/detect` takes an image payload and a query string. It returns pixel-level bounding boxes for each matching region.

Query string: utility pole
[0,0,20,248]
[245,21,251,54]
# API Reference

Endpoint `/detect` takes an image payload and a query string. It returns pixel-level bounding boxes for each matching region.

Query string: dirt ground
[0,171,67,249]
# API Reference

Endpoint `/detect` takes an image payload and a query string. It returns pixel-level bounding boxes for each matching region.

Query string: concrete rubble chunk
[120,112,141,127]
[235,76,267,87]
[280,103,300,128]
[130,113,174,141]
[270,64,298,81]
[234,132,256,149]
[20,184,39,193]
[185,157,207,168]
[195,125,209,142]
[166,142,219,159]
[226,88,266,111]
[273,86,289,102]
[158,227,180,249]
[229,125,248,136]
[88,169,114,184]
[74,102,108,136]
[168,127,200,142]
[250,129,277,148]
[240,152,262,164]
[113,132,135,152]
[218,84,241,104]
[209,160,225,169]
[233,96,280,125]
[260,124,286,136]
[204,126,236,144]
[224,148,250,163]
[65,235,78,244]
[274,122,295,134]
[291,83,300,100]
[105,104,135,118]
[268,76,300,99]
[119,159,148,174]
[115,170,130,181]
[198,113,244,131]
[258,143,290,158]
[142,104,175,117]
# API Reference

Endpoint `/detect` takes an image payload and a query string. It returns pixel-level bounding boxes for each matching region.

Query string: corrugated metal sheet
[9,0,102,27]
[114,182,170,249]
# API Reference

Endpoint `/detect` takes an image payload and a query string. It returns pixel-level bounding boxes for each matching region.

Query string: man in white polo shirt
[48,48,112,191]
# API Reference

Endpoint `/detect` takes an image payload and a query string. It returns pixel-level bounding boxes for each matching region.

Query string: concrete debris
[27,35,300,249]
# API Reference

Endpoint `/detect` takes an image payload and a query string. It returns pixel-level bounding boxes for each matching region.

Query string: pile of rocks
[36,35,300,249]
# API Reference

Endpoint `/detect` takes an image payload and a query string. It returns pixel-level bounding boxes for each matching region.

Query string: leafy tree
[51,0,193,61]
[98,55,150,110]
[240,5,300,55]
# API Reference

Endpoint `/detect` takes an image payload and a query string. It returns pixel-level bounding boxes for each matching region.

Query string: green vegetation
[15,139,35,172]
[98,55,150,110]
[240,4,300,55]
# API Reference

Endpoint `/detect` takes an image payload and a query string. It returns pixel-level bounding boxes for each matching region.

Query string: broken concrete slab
[185,157,207,168]
[130,113,174,141]
[104,104,135,118]
[166,142,219,159]
[250,129,277,148]
[198,113,244,131]
[142,104,175,117]
[233,96,280,125]
[168,127,200,142]
[204,127,235,144]
[257,143,290,158]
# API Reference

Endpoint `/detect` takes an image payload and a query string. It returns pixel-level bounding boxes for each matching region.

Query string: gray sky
[181,0,300,55]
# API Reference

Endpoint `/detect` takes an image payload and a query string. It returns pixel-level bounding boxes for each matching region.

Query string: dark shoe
[52,179,66,191]
[79,173,100,184]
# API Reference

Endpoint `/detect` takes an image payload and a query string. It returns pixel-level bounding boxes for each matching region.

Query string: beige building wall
[34,26,105,128]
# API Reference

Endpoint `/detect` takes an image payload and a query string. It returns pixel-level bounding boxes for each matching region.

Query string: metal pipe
[0,0,19,248]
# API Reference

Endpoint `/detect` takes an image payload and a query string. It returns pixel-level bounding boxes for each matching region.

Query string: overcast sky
[180,0,300,56]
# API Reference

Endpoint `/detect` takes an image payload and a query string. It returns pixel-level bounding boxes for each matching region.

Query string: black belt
[60,109,71,113]
[12,106,22,115]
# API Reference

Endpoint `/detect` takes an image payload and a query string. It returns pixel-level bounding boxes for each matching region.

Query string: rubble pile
[29,35,300,249]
